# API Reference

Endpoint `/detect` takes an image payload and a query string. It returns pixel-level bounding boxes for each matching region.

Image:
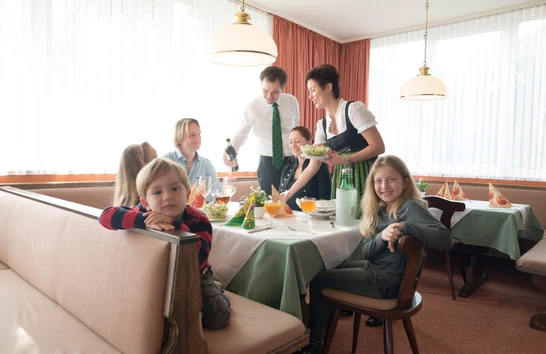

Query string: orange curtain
[273,16,370,135]
[272,15,340,133]
[339,39,370,106]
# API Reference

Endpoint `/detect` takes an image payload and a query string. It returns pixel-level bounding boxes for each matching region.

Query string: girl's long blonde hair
[113,142,157,206]
[360,155,426,239]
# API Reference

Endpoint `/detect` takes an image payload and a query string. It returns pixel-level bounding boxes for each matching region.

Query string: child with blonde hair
[301,155,452,354]
[100,157,230,330]
[113,142,157,206]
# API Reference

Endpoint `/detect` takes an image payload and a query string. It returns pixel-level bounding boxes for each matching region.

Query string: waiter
[224,66,300,196]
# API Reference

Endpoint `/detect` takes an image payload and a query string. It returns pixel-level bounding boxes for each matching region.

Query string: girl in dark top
[300,155,453,354]
[278,126,332,211]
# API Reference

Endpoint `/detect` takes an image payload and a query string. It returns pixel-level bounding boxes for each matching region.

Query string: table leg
[458,246,489,298]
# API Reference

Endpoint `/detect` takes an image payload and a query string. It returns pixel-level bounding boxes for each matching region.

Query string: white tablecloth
[209,208,363,285]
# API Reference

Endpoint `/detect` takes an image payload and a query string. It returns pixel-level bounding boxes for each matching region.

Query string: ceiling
[246,0,544,42]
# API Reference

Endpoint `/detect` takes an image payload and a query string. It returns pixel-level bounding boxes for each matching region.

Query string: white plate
[310,208,336,218]
[207,215,229,222]
[301,154,330,161]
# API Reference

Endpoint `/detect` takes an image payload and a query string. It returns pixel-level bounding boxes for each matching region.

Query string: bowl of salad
[202,203,229,220]
[301,145,329,158]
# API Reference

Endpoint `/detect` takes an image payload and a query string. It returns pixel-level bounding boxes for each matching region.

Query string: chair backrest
[396,235,426,309]
[423,196,466,230]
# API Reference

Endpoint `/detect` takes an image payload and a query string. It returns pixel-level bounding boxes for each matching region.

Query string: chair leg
[402,318,420,354]
[383,319,394,354]
[321,307,341,354]
[352,314,361,353]
[445,251,456,300]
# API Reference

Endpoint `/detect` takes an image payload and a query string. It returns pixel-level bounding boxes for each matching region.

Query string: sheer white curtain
[369,4,546,181]
[0,0,270,175]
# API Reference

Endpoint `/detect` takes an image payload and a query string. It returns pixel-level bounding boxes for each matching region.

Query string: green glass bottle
[336,168,357,226]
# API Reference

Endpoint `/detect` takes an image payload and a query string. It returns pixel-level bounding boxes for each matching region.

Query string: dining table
[208,204,363,321]
[428,199,544,297]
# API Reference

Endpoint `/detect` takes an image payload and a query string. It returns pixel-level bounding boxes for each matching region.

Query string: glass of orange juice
[264,199,281,227]
[300,197,316,223]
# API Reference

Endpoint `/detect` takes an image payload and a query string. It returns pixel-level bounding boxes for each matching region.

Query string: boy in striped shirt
[99,157,230,330]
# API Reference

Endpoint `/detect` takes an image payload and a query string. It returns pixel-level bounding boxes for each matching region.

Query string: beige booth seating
[26,176,259,210]
[29,185,115,209]
[0,186,205,354]
[1,185,309,353]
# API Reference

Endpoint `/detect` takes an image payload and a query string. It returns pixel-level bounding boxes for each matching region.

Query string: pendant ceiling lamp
[400,0,447,100]
[209,0,278,66]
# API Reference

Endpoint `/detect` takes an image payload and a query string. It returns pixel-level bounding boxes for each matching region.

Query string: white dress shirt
[231,93,300,157]
[314,99,378,144]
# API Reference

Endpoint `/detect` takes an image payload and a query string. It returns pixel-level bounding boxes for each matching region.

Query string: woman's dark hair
[260,66,288,88]
[290,126,313,142]
[305,64,340,99]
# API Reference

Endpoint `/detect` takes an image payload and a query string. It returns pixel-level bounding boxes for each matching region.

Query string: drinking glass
[208,179,219,201]
[264,200,281,227]
[215,189,231,204]
[197,176,212,204]
[300,197,316,224]
[222,176,237,199]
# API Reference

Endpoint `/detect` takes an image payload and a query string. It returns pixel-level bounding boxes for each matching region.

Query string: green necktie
[272,102,283,169]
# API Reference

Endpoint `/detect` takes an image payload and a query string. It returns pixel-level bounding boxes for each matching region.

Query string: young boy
[99,157,230,330]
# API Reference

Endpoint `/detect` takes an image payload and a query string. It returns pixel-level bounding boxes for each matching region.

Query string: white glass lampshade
[209,12,278,67]
[400,67,447,101]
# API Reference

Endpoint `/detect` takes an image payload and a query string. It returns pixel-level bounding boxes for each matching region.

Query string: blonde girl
[301,155,452,354]
[113,142,157,206]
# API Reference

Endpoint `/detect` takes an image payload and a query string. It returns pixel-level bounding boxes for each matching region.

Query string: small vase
[419,191,426,198]
[254,206,265,219]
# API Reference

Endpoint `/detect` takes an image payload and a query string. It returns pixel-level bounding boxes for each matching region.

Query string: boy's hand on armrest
[144,212,175,227]
[147,222,175,231]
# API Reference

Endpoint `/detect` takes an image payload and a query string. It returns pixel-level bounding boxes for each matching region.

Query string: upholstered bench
[0,186,205,354]
[516,234,546,331]
[204,291,309,354]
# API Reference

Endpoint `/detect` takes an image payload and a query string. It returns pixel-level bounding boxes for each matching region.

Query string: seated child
[99,157,230,330]
[301,155,453,354]
[113,141,158,206]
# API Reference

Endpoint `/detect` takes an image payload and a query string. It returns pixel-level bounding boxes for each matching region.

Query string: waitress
[282,64,385,214]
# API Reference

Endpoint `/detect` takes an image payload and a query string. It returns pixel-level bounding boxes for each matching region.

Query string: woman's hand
[381,222,405,252]
[280,191,290,201]
[323,150,344,166]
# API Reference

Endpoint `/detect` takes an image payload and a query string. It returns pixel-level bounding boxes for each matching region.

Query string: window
[369,5,546,181]
[0,0,269,176]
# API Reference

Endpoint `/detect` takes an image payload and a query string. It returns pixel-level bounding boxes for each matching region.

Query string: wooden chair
[423,195,466,300]
[320,235,426,354]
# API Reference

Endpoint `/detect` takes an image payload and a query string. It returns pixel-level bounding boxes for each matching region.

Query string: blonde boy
[99,157,230,330]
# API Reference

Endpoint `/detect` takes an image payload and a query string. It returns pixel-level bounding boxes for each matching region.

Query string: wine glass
[300,197,316,224]
[264,199,281,227]
[208,179,219,202]
[197,176,212,204]
[215,188,231,204]
[222,176,237,200]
